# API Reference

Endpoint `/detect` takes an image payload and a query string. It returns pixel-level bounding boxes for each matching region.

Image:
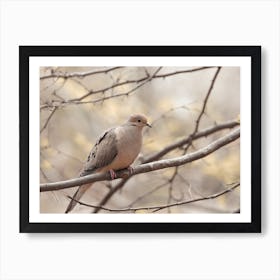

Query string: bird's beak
[146,123,152,128]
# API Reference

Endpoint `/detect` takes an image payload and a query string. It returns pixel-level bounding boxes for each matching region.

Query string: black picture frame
[20,46,261,233]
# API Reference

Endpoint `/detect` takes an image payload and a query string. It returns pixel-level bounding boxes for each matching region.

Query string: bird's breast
[110,126,142,170]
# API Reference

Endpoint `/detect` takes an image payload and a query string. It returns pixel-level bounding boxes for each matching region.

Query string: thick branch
[142,119,239,163]
[40,128,240,192]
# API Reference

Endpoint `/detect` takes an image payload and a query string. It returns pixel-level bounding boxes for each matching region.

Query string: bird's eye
[137,119,141,122]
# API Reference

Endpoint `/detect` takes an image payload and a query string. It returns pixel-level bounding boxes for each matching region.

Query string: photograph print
[20,46,261,232]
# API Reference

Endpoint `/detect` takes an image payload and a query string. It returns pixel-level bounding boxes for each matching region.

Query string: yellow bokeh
[203,150,240,182]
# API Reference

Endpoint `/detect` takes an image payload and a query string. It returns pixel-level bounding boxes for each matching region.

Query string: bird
[65,114,151,213]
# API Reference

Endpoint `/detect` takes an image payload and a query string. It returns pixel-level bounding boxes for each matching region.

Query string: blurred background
[40,66,240,213]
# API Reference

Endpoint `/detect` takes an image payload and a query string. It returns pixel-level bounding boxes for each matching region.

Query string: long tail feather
[65,183,92,213]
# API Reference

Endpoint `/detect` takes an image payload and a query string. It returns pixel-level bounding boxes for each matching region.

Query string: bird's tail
[65,183,92,213]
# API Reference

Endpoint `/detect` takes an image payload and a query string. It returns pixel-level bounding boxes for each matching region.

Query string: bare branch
[195,67,222,132]
[66,182,240,213]
[152,182,240,213]
[41,144,83,164]
[40,128,240,192]
[40,168,50,182]
[142,119,239,163]
[153,66,215,78]
[125,181,170,208]
[40,67,162,109]
[72,68,213,102]
[40,66,215,109]
[40,67,124,80]
[92,178,129,213]
[40,107,57,133]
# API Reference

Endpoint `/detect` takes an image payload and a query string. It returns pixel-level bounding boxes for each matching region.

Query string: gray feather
[80,128,118,176]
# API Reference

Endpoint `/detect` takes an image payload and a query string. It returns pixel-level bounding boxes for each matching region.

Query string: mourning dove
[65,114,151,213]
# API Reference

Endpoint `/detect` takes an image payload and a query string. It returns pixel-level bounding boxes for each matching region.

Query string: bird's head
[128,114,152,129]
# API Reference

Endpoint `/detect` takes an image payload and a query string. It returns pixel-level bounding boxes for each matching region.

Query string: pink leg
[127,166,134,175]
[109,169,117,179]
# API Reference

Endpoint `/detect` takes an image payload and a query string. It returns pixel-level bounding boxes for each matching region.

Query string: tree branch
[193,67,221,133]
[73,67,213,101]
[40,128,240,192]
[40,66,215,109]
[66,182,240,213]
[142,119,239,163]
[92,177,129,213]
[40,107,57,133]
[40,67,162,109]
[40,67,124,80]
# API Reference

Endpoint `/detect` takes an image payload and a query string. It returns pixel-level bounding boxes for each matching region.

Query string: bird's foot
[127,166,134,175]
[109,169,117,179]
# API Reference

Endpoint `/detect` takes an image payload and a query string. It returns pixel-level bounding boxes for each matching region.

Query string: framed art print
[19,46,261,233]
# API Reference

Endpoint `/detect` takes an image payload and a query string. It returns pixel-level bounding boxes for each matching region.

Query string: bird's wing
[65,128,118,213]
[80,128,118,176]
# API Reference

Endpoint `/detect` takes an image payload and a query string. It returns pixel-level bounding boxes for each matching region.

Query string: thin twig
[40,67,161,109]
[76,66,213,101]
[194,67,221,132]
[67,182,240,213]
[41,145,83,164]
[40,107,57,133]
[40,67,124,80]
[126,181,170,208]
[92,178,129,213]
[40,66,215,109]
